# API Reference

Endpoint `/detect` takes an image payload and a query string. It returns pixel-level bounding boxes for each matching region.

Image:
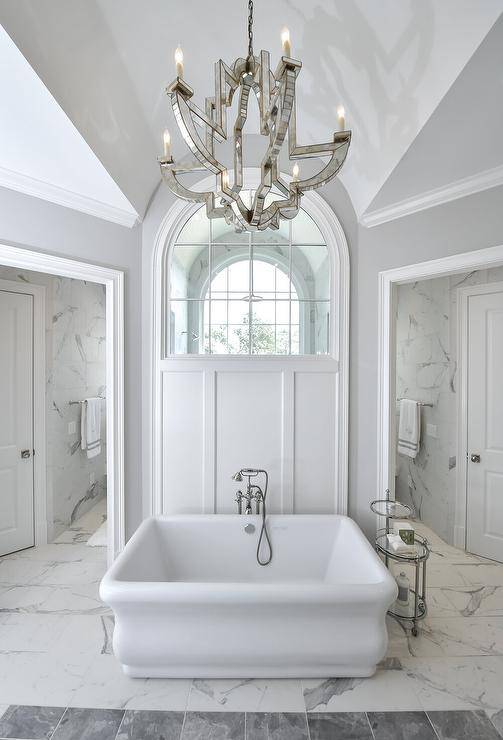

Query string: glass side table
[375,529,429,636]
[371,493,429,636]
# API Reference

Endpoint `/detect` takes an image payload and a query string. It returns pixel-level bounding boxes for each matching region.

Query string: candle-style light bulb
[222,170,229,190]
[292,162,300,182]
[281,28,291,57]
[163,129,171,159]
[337,105,346,132]
[175,45,184,78]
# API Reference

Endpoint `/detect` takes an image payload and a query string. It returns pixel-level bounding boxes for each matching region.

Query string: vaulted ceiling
[0,0,502,224]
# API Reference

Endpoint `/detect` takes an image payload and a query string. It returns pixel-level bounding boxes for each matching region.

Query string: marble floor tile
[401,656,503,711]
[116,710,184,740]
[302,669,423,713]
[404,616,503,657]
[439,585,503,617]
[427,709,502,740]
[0,613,70,653]
[51,708,124,740]
[0,649,94,706]
[70,654,191,711]
[182,711,245,739]
[453,564,503,587]
[0,705,8,720]
[0,558,55,586]
[187,679,305,713]
[0,583,109,616]
[368,711,437,740]
[307,712,373,740]
[0,705,65,739]
[245,712,308,740]
[488,709,503,736]
[2,543,106,564]
[29,560,105,586]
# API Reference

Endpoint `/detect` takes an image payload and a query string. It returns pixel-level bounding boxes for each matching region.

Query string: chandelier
[158,0,351,232]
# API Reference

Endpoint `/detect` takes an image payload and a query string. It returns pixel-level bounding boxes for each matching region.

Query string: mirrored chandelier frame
[158,0,351,233]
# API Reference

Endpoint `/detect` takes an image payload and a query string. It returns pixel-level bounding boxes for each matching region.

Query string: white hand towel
[397,399,421,458]
[386,533,417,555]
[81,398,102,459]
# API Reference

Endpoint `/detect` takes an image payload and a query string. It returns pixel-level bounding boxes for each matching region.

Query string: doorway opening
[0,244,124,564]
[377,245,503,564]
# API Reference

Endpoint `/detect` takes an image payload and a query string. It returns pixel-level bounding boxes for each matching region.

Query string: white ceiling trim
[0,165,139,228]
[360,163,503,228]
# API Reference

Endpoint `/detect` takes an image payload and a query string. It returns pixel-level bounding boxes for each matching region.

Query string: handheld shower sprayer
[231,468,273,566]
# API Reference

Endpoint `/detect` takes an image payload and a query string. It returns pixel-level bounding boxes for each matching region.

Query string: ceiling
[0,0,502,223]
[0,23,137,226]
[366,13,503,216]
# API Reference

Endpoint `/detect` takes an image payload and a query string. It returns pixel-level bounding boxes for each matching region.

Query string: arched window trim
[151,167,350,516]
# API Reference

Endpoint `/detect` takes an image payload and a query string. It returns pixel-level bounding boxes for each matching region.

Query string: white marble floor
[0,513,502,724]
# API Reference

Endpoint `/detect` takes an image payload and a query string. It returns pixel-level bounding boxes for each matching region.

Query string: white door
[466,285,503,562]
[0,290,34,556]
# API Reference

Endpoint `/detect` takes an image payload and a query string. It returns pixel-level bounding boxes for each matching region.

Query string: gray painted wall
[354,184,503,537]
[0,185,142,538]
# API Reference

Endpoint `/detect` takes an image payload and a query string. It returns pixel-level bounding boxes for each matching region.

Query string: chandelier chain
[247,0,254,58]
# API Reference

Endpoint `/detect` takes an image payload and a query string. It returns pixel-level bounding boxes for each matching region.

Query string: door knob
[470,453,481,463]
[20,449,31,459]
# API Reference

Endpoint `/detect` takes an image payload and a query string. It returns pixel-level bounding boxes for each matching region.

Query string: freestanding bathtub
[100,514,397,678]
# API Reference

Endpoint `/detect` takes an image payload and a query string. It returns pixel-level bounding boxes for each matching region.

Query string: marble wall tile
[307,712,372,740]
[395,266,503,546]
[246,712,309,740]
[181,711,245,739]
[0,266,107,542]
[428,709,502,740]
[51,708,124,740]
[0,705,65,739]
[116,710,184,740]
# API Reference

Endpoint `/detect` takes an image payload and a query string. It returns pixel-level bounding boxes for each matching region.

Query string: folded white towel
[397,399,421,458]
[81,398,102,459]
[387,533,417,555]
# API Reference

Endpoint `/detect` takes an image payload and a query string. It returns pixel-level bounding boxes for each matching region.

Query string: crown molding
[360,164,503,228]
[0,165,139,228]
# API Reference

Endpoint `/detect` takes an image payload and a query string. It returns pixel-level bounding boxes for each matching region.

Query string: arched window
[168,197,330,355]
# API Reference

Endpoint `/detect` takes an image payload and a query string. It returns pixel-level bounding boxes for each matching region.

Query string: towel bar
[69,396,105,405]
[396,398,433,407]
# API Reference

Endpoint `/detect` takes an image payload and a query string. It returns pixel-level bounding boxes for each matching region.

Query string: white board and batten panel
[294,372,337,513]
[161,360,340,515]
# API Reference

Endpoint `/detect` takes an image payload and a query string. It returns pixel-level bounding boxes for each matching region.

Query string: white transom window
[168,194,331,355]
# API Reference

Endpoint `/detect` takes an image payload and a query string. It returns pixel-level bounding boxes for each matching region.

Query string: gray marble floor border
[0,706,503,740]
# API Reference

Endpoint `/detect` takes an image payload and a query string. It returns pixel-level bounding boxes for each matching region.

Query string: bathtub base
[122,663,377,679]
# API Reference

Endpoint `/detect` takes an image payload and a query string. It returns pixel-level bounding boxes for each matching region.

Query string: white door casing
[151,170,350,517]
[462,283,503,562]
[0,290,34,555]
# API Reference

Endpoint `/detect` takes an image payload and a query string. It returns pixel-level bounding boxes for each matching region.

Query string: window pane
[291,208,325,244]
[276,300,290,324]
[252,300,277,325]
[251,322,278,355]
[291,245,330,300]
[211,245,249,292]
[210,324,231,354]
[170,245,209,299]
[210,299,228,324]
[295,300,330,355]
[228,325,250,354]
[227,299,250,324]
[228,260,250,292]
[276,326,290,355]
[176,207,209,243]
[212,218,249,244]
[170,300,206,355]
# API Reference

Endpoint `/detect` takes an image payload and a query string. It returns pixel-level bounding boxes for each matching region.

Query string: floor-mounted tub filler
[100,515,397,678]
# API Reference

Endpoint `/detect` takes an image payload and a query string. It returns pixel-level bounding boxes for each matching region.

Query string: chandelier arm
[295,136,351,192]
[171,90,224,175]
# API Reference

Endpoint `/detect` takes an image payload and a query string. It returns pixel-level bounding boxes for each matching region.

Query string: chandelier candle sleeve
[175,46,184,78]
[281,28,291,57]
[337,106,346,132]
[158,0,351,233]
[163,130,172,159]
